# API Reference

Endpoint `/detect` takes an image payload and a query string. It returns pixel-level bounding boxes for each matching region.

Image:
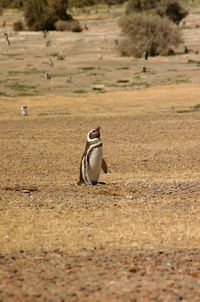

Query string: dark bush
[0,0,23,8]
[126,0,188,24]
[156,0,188,24]
[55,19,82,32]
[126,0,160,13]
[13,19,24,31]
[70,19,82,31]
[119,13,183,57]
[68,0,126,7]
[24,0,71,31]
[102,0,127,4]
[68,0,96,8]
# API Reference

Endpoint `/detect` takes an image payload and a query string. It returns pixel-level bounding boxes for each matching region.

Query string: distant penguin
[98,53,103,60]
[77,126,107,185]
[45,72,51,79]
[84,24,89,30]
[114,39,118,46]
[184,45,188,54]
[141,65,147,73]
[66,76,72,83]
[21,106,28,116]
[144,50,149,61]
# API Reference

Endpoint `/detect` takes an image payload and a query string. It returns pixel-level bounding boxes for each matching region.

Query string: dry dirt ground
[0,4,200,302]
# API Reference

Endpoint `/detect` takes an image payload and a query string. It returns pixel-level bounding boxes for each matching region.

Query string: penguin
[144,50,149,61]
[21,106,28,116]
[141,65,147,73]
[77,126,107,185]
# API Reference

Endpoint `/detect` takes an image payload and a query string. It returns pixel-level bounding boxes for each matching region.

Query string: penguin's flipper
[102,158,108,174]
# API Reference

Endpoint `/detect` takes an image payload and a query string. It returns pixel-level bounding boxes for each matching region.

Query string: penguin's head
[87,126,100,141]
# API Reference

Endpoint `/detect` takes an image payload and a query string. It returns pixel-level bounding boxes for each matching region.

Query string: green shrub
[119,13,183,57]
[24,0,71,31]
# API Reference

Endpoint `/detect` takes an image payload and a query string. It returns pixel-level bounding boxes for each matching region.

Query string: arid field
[0,3,200,302]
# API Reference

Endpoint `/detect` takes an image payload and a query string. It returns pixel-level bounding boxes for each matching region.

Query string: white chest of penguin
[87,145,103,181]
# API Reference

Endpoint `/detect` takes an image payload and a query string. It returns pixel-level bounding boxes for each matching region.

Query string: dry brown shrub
[24,0,71,31]
[0,0,23,8]
[156,0,188,25]
[55,19,82,32]
[68,0,96,8]
[126,0,160,13]
[119,13,183,57]
[13,20,24,31]
[102,0,127,4]
[126,0,188,25]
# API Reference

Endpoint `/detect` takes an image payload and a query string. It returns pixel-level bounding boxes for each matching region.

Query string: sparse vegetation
[5,82,38,95]
[0,91,8,96]
[119,13,183,57]
[38,111,70,116]
[173,79,190,84]
[175,103,200,113]
[73,89,88,93]
[8,70,44,75]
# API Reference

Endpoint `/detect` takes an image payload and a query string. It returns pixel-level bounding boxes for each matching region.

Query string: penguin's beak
[95,126,100,132]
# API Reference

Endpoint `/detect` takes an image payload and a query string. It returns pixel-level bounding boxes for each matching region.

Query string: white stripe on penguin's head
[87,128,96,142]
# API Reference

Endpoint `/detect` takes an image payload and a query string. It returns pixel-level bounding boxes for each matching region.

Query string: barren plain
[0,3,200,302]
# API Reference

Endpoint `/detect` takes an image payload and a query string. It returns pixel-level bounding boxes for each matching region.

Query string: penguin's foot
[77,180,85,185]
[91,181,106,186]
[97,181,106,185]
[91,181,98,186]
